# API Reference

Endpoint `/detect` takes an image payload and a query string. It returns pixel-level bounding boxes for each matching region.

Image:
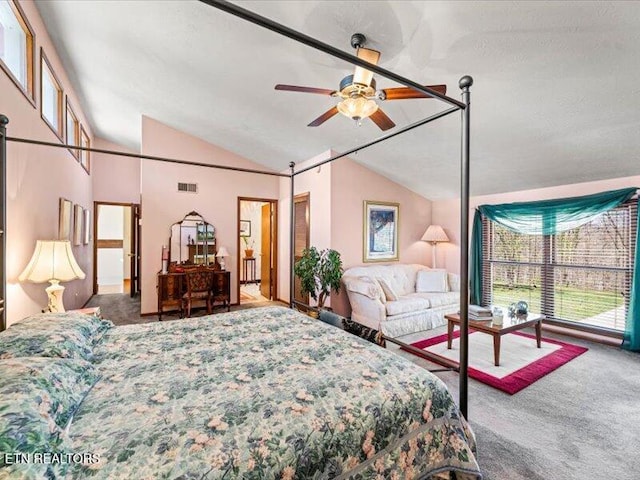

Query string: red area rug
[408,330,588,394]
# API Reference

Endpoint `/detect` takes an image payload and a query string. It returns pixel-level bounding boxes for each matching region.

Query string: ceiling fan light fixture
[337,96,379,121]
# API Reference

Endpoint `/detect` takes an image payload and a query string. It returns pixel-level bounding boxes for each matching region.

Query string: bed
[0,307,481,479]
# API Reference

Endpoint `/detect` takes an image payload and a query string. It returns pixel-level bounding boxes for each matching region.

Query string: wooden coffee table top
[445,312,544,335]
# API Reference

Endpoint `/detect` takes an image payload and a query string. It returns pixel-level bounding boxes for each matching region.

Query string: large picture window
[41,50,63,138]
[0,0,35,102]
[482,200,637,332]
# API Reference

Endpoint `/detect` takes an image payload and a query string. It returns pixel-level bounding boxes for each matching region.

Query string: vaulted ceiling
[36,1,640,199]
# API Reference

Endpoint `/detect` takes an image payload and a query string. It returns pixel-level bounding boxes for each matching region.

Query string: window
[79,125,90,174]
[482,200,637,332]
[65,99,79,158]
[0,0,34,102]
[41,50,63,138]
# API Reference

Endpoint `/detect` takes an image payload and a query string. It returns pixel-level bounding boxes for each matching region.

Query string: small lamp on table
[18,240,86,312]
[216,247,230,270]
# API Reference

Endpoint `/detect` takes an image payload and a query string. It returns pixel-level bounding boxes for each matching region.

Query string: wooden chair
[182,268,215,317]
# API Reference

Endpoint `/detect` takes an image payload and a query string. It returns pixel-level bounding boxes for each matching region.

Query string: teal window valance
[470,187,639,351]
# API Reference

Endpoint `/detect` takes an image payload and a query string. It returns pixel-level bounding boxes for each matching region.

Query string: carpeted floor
[390,328,640,480]
[85,293,285,326]
[86,294,640,479]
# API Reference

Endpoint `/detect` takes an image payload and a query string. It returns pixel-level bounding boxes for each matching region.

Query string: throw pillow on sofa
[416,269,449,293]
[376,277,399,301]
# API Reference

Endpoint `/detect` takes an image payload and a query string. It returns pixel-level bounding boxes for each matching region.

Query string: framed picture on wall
[363,200,399,262]
[58,198,72,240]
[83,208,91,245]
[240,220,251,237]
[73,204,83,246]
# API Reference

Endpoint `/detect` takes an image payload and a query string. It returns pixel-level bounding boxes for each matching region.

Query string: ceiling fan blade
[369,108,395,131]
[308,106,339,127]
[381,84,447,100]
[275,84,335,95]
[353,47,381,87]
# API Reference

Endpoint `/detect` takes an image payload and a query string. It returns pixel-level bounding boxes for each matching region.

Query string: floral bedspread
[68,306,481,479]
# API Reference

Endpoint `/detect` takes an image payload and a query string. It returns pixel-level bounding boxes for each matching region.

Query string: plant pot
[308,309,319,319]
[244,249,254,258]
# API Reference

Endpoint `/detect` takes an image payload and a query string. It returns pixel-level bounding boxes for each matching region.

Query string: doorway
[93,202,141,296]
[237,198,278,304]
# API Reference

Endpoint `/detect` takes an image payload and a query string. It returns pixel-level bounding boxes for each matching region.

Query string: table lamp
[421,225,449,268]
[18,240,86,312]
[216,247,230,270]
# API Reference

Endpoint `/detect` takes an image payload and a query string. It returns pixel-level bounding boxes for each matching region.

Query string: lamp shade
[18,240,86,283]
[216,247,230,258]
[421,225,449,244]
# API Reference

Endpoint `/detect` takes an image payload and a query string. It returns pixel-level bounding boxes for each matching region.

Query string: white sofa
[342,264,460,338]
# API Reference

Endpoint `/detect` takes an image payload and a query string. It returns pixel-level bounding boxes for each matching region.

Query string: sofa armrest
[343,279,386,324]
[448,273,460,292]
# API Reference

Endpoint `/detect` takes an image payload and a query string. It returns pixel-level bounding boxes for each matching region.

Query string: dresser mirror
[169,211,216,265]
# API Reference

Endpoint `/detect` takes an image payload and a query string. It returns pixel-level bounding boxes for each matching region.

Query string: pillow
[416,269,449,293]
[0,357,99,475]
[0,312,113,361]
[358,276,386,304]
[346,278,382,301]
[12,312,113,344]
[376,277,399,301]
[0,357,99,430]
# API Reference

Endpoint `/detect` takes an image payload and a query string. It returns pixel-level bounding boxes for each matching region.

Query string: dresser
[157,268,231,320]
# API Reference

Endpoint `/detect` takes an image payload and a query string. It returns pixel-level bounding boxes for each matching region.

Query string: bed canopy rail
[199,0,474,420]
[0,1,473,417]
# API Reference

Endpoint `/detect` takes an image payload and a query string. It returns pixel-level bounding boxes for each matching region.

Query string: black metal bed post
[0,115,7,331]
[289,162,295,308]
[459,76,473,418]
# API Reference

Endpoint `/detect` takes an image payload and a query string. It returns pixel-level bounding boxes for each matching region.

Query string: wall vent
[177,182,198,193]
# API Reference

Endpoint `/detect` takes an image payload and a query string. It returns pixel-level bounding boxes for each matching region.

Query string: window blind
[482,200,637,332]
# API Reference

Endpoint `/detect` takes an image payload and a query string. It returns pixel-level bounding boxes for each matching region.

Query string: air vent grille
[177,182,198,193]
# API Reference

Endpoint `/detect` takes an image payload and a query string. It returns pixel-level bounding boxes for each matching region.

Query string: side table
[242,257,256,284]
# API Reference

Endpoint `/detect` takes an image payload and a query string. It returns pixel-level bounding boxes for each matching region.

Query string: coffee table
[445,312,544,366]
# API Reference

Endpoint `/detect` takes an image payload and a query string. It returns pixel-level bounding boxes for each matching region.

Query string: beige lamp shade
[421,225,449,269]
[215,246,230,270]
[421,225,449,244]
[18,240,85,313]
[19,240,85,283]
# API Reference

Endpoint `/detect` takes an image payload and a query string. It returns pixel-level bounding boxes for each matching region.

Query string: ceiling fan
[275,33,446,131]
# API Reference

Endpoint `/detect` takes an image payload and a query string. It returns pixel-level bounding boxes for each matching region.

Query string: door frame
[93,201,140,295]
[237,197,278,304]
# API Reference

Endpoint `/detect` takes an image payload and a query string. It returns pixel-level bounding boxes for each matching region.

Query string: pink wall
[92,138,140,204]
[277,151,333,304]
[3,0,94,325]
[140,117,280,314]
[432,175,640,274]
[330,158,432,317]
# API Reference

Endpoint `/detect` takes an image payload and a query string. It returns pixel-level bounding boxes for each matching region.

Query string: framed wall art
[58,198,72,240]
[239,220,251,237]
[73,204,83,246]
[83,208,91,245]
[363,200,399,263]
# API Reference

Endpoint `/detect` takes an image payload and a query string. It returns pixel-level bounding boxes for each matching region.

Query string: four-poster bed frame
[0,0,473,416]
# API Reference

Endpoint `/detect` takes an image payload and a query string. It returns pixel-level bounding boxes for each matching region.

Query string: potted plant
[294,247,344,314]
[242,236,255,258]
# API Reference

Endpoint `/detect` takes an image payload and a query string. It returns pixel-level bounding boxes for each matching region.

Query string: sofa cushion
[377,277,399,301]
[416,269,449,292]
[408,291,459,308]
[385,296,431,316]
